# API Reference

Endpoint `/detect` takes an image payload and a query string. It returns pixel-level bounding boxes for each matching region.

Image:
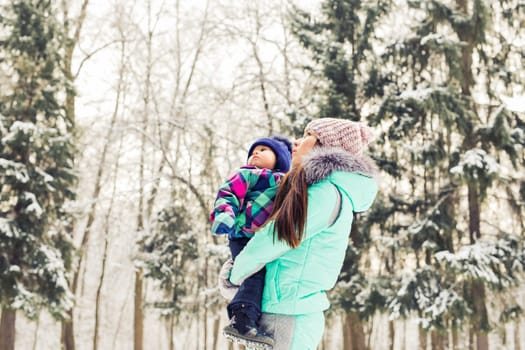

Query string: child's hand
[218,258,238,300]
[211,212,235,235]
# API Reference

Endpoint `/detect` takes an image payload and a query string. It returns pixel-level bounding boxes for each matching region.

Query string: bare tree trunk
[62,320,75,350]
[211,316,220,350]
[65,21,127,350]
[366,317,373,350]
[133,1,155,347]
[322,315,334,350]
[203,256,209,350]
[343,313,351,349]
[468,183,488,350]
[146,0,210,222]
[430,330,439,350]
[419,328,427,350]
[132,1,213,345]
[59,1,90,348]
[93,212,111,350]
[203,299,208,350]
[134,270,144,350]
[32,316,40,350]
[431,330,448,350]
[0,308,16,350]
[167,315,175,350]
[515,319,521,350]
[455,0,487,342]
[93,130,123,350]
[388,320,395,350]
[251,4,273,135]
[452,327,459,350]
[160,0,211,223]
[196,304,200,350]
[468,297,490,350]
[467,183,481,244]
[62,0,90,127]
[112,281,134,349]
[402,320,407,350]
[343,312,366,350]
[279,9,292,106]
[476,331,488,350]
[513,318,521,350]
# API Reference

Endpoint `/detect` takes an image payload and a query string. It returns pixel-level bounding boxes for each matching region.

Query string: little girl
[210,135,292,349]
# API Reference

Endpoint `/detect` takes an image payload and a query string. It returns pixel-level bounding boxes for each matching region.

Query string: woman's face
[292,130,318,167]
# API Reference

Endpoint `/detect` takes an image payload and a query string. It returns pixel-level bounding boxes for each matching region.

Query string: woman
[220,118,379,349]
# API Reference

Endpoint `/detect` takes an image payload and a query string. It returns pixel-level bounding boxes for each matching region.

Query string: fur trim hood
[302,147,379,185]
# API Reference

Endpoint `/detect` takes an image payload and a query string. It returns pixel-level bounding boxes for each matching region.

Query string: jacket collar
[302,147,379,185]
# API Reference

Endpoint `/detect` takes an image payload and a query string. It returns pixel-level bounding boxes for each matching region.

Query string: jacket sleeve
[230,181,339,285]
[210,169,251,235]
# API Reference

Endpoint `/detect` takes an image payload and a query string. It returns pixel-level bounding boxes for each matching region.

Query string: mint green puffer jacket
[230,148,378,316]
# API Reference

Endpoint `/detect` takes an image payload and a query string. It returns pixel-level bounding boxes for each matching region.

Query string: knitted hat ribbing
[247,135,292,172]
[305,118,374,155]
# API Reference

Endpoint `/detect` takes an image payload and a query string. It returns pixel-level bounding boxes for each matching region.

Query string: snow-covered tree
[290,0,391,121]
[291,0,524,348]
[367,0,525,348]
[0,0,77,347]
[137,204,198,313]
[289,1,392,348]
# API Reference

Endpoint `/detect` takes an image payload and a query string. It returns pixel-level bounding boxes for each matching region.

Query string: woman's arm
[229,181,339,285]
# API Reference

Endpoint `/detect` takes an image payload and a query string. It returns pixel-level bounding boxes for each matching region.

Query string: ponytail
[269,165,309,248]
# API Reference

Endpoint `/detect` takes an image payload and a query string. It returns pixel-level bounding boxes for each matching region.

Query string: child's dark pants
[227,237,266,322]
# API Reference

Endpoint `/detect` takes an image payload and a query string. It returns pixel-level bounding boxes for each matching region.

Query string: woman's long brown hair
[269,165,309,248]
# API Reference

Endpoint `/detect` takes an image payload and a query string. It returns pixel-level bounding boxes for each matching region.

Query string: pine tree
[289,1,392,348]
[291,0,524,348]
[290,0,391,122]
[135,202,206,347]
[0,0,77,347]
[136,205,199,315]
[367,0,525,348]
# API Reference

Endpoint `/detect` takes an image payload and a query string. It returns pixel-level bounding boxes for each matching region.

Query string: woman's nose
[293,138,301,147]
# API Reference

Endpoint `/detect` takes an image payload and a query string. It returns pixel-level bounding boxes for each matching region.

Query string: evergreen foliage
[290,0,393,320]
[0,0,76,319]
[290,0,390,121]
[369,0,525,333]
[291,0,525,339]
[136,205,199,316]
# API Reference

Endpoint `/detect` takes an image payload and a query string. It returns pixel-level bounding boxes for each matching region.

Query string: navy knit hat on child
[247,135,292,172]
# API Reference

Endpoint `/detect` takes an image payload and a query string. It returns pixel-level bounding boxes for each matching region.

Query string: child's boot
[223,310,274,349]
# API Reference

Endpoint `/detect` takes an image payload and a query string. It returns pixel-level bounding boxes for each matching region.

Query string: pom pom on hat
[305,118,374,155]
[247,135,292,172]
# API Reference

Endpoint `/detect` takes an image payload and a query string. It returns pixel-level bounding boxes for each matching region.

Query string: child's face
[248,145,277,170]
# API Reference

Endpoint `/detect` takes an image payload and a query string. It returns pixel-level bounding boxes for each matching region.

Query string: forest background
[0,0,524,349]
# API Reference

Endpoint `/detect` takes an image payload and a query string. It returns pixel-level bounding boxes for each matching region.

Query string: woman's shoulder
[307,178,339,201]
[302,147,378,185]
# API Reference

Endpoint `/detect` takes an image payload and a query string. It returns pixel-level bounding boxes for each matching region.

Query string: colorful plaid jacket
[210,165,285,239]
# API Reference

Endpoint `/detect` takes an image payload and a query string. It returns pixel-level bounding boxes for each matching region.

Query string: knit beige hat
[305,118,374,155]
